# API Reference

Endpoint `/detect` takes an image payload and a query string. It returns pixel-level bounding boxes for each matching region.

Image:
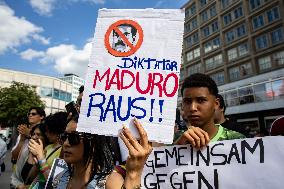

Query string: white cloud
[29,0,105,16]
[20,48,45,60]
[29,0,55,16]
[32,34,50,45]
[0,4,49,54]
[20,41,92,77]
[49,42,92,77]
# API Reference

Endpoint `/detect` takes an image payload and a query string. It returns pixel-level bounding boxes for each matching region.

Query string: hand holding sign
[175,126,210,149]
[120,118,152,188]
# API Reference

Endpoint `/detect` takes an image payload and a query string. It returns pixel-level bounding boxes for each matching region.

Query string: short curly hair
[181,73,218,97]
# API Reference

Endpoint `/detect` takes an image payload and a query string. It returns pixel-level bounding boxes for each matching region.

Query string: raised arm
[106,118,152,189]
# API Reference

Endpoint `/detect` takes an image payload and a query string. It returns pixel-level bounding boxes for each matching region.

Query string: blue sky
[0,0,188,78]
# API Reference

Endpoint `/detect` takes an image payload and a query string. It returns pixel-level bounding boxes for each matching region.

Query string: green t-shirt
[174,124,245,143]
[210,124,245,142]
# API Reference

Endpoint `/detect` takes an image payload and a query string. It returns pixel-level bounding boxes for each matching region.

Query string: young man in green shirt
[175,73,244,149]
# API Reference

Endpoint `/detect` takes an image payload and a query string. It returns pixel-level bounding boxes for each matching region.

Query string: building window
[258,56,271,71]
[185,23,191,33]
[227,48,238,61]
[234,6,243,19]
[53,89,60,99]
[210,72,225,85]
[200,4,217,24]
[223,6,243,26]
[59,91,66,101]
[227,43,249,61]
[255,35,268,49]
[229,66,240,81]
[229,63,252,81]
[223,14,232,26]
[205,54,223,71]
[66,93,72,102]
[239,86,254,105]
[221,0,238,9]
[240,63,252,77]
[204,37,220,54]
[186,47,200,62]
[202,20,218,38]
[273,51,284,66]
[193,33,199,44]
[209,5,217,17]
[271,28,284,45]
[201,11,208,23]
[252,15,264,30]
[211,21,218,32]
[185,18,198,33]
[192,18,197,28]
[187,63,203,75]
[40,87,52,97]
[249,0,262,11]
[200,0,208,8]
[185,3,196,18]
[238,43,249,56]
[236,25,246,37]
[267,7,279,23]
[226,31,235,42]
[203,27,210,37]
[193,48,200,58]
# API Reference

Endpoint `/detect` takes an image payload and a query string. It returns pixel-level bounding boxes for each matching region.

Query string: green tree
[0,82,45,127]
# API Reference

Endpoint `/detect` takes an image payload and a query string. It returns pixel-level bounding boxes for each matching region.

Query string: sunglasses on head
[27,112,38,116]
[60,132,92,146]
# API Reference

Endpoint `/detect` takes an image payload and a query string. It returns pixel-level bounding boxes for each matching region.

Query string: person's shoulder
[222,126,246,140]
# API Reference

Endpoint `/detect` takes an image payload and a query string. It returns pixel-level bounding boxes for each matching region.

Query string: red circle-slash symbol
[104,20,144,57]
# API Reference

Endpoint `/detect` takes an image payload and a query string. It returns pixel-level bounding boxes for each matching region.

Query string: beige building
[180,0,284,134]
[0,68,72,115]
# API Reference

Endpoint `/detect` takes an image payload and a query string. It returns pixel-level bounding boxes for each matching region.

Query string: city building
[180,0,284,135]
[59,74,85,102]
[0,68,72,115]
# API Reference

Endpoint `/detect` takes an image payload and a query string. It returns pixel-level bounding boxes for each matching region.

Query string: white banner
[77,9,184,144]
[142,136,284,189]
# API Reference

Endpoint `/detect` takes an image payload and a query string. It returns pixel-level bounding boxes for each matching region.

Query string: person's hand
[175,126,210,149]
[120,118,152,188]
[28,139,45,161]
[17,124,30,139]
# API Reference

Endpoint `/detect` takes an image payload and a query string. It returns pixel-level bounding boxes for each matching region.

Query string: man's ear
[214,97,220,111]
[40,116,44,121]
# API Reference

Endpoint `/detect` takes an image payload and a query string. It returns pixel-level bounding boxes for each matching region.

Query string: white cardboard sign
[77,9,184,144]
[142,136,284,189]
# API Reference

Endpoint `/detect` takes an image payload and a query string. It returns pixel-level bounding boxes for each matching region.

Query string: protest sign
[45,158,68,189]
[142,136,284,189]
[77,9,184,144]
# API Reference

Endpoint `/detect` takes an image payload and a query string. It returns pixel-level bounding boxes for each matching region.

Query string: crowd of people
[3,73,283,189]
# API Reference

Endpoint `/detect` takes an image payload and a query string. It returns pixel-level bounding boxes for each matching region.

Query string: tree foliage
[0,82,45,127]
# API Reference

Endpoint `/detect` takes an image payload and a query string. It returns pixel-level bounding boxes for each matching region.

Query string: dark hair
[79,85,84,94]
[30,123,49,146]
[113,24,137,36]
[181,73,218,97]
[28,107,46,118]
[45,112,68,135]
[68,119,113,184]
[87,135,114,182]
[217,94,226,113]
